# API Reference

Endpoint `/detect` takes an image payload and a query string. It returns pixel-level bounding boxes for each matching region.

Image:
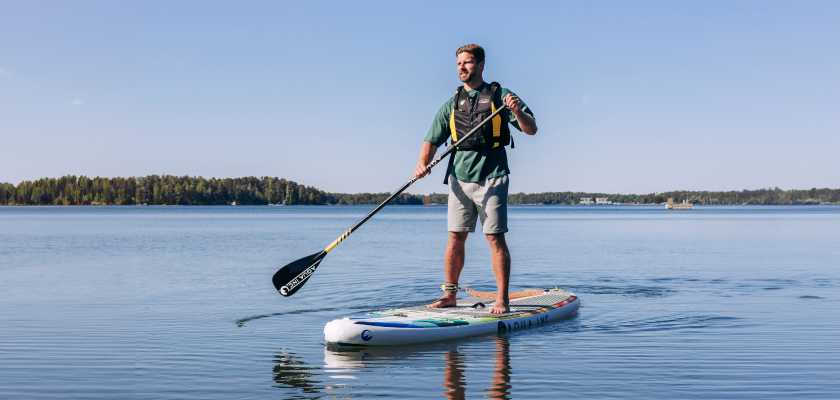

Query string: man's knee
[485,233,509,252]
[449,231,469,243]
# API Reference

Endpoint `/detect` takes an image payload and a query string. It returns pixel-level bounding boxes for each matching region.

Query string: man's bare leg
[486,233,511,314]
[427,231,468,308]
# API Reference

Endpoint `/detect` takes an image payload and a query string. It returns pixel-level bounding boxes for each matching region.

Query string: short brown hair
[456,44,485,63]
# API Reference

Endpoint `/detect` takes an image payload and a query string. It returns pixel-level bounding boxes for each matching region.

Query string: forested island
[1,175,838,206]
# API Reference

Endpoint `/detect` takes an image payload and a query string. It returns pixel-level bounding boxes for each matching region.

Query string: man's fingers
[503,94,520,110]
[414,165,429,179]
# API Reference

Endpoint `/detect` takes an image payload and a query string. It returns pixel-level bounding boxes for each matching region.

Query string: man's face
[457,52,483,83]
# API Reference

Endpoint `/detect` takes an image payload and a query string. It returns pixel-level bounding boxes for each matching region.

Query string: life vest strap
[443,149,456,185]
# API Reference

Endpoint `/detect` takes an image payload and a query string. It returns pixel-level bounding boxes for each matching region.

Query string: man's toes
[427,298,456,308]
[488,302,509,314]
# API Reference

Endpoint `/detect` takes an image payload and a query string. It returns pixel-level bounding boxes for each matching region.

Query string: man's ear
[478,61,485,72]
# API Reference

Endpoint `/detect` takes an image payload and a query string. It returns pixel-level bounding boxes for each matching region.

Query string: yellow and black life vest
[449,82,512,151]
[443,82,513,184]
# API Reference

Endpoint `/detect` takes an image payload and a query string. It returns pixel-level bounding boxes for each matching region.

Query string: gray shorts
[448,174,509,234]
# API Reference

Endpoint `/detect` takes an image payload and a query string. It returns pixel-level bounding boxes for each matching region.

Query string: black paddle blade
[272,251,326,297]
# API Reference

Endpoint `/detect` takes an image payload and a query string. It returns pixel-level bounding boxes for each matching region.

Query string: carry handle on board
[272,104,508,297]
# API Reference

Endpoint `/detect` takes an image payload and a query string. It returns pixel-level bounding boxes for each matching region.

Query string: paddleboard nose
[324,319,347,343]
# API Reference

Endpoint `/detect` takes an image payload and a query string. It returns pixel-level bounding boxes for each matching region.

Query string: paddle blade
[272,251,326,297]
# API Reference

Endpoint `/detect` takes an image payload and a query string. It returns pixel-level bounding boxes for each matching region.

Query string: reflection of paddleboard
[324,341,462,370]
[324,288,579,346]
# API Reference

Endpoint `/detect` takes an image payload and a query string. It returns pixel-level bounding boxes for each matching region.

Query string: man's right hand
[414,142,438,179]
[414,163,430,179]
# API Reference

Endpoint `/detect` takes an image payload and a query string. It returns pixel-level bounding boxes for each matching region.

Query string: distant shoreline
[2,175,838,206]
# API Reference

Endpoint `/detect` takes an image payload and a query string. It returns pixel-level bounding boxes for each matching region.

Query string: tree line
[506,187,839,205]
[0,175,439,206]
[1,176,838,206]
[0,175,326,206]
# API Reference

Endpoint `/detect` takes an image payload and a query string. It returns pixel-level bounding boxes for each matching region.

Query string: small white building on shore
[580,198,594,205]
[596,198,612,205]
[666,198,693,210]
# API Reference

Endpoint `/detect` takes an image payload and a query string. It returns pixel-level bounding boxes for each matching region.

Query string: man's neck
[463,76,485,91]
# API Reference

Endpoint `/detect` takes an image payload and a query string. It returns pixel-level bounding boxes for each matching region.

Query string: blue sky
[1,1,838,194]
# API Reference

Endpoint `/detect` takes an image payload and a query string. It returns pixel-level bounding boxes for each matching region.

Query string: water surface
[1,205,838,398]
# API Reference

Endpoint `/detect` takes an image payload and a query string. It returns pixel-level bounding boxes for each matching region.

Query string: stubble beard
[459,69,476,83]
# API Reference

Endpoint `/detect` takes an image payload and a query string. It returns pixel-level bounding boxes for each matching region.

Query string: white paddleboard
[324,288,579,346]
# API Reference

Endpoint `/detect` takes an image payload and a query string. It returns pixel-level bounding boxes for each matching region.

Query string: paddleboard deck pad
[324,288,579,346]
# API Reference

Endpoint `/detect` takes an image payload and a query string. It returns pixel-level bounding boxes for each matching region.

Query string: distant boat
[231,201,237,206]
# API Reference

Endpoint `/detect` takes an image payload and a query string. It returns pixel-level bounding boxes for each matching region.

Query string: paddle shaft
[323,104,508,253]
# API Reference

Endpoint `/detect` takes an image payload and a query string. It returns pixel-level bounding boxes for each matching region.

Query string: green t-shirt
[424,83,534,183]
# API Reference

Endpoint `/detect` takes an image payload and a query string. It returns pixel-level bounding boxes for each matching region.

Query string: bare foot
[489,300,510,314]
[427,294,457,308]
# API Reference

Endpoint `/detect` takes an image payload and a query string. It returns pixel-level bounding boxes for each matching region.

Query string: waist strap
[443,149,456,185]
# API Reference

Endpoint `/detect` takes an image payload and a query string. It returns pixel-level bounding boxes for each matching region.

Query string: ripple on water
[580,314,747,334]
[235,308,339,327]
[566,285,673,298]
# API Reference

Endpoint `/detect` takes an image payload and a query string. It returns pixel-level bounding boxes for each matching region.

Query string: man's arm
[503,94,537,135]
[414,141,438,179]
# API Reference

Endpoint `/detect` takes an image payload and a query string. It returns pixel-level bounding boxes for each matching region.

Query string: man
[414,44,537,314]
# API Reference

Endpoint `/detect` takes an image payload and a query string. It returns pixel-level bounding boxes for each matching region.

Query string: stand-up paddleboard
[324,287,579,346]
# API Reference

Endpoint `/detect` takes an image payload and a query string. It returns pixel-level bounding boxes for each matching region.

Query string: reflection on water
[443,349,467,399]
[272,349,323,394]
[484,337,512,399]
[313,336,513,399]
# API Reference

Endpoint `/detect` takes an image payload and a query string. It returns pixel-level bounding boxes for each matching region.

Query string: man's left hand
[503,93,537,135]
[503,94,521,114]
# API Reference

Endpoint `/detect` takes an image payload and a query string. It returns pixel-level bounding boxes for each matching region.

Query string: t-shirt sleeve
[501,88,534,132]
[424,97,455,148]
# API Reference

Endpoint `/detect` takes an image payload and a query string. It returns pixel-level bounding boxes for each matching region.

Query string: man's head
[456,44,485,84]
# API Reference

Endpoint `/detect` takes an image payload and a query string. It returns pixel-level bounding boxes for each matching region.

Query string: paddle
[273,104,509,297]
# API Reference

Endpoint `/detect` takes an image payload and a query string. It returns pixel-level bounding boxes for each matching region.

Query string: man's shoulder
[436,94,457,117]
[443,93,457,105]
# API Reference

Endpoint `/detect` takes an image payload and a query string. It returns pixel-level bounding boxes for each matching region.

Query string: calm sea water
[1,205,838,399]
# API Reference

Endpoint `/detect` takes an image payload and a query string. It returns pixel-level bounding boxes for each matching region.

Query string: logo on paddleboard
[360,330,373,341]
